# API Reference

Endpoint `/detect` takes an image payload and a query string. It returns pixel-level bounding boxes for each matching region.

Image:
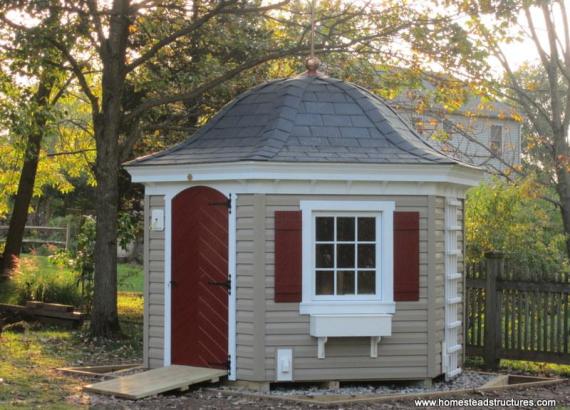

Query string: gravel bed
[224,371,495,397]
[81,379,570,410]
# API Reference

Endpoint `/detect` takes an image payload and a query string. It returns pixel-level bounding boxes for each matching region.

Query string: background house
[387,82,522,176]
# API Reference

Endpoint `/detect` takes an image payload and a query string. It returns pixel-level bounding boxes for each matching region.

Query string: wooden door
[171,186,229,369]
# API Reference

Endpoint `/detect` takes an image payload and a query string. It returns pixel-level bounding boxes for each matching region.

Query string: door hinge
[208,193,232,213]
[207,277,231,294]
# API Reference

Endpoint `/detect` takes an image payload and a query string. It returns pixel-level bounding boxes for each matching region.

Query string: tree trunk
[90,122,121,335]
[1,79,53,277]
[555,168,570,260]
[89,0,130,336]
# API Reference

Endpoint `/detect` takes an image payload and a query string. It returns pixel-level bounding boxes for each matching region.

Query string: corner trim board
[228,193,237,380]
[163,192,173,367]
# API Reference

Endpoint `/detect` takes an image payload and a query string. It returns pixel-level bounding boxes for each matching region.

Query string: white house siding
[235,193,448,382]
[144,195,165,369]
[398,110,521,176]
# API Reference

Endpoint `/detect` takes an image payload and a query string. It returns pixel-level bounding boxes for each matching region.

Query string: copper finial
[306,0,319,76]
[305,56,321,76]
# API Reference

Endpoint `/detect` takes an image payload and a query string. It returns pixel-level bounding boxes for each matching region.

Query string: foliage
[0,11,96,220]
[12,255,83,306]
[45,216,96,308]
[445,0,570,259]
[117,211,141,252]
[466,178,569,274]
[72,216,95,309]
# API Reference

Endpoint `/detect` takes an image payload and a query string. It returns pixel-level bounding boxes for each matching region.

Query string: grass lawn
[117,263,144,293]
[0,254,144,408]
[466,356,570,377]
[0,293,143,409]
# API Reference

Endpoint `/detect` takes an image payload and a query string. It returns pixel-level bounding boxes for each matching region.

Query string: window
[443,119,454,136]
[299,201,396,316]
[314,216,377,296]
[490,125,502,155]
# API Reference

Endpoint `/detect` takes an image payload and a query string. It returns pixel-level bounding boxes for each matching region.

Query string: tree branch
[46,37,100,114]
[125,0,289,73]
[86,0,107,50]
[46,148,96,157]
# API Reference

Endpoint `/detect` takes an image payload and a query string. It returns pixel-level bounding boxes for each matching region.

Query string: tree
[451,0,570,259]
[466,176,567,276]
[1,0,481,335]
[0,5,92,277]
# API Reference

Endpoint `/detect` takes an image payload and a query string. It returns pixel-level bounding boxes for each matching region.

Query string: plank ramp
[84,365,226,400]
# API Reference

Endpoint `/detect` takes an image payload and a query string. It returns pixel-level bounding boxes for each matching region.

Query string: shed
[125,70,483,387]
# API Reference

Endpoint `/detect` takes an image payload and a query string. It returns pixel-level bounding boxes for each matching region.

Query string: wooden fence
[0,225,70,250]
[466,252,570,369]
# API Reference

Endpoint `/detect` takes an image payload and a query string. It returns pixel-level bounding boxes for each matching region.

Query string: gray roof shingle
[125,75,468,167]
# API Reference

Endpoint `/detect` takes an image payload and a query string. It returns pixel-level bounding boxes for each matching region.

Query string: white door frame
[162,186,237,380]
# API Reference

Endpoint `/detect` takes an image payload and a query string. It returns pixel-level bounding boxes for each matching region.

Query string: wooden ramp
[84,365,226,400]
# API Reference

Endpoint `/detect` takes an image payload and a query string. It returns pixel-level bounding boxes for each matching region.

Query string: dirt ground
[83,379,570,409]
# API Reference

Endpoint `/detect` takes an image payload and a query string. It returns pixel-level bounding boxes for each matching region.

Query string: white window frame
[299,200,396,316]
[490,124,503,155]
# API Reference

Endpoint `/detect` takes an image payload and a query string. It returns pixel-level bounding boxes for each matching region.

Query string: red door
[171,186,229,369]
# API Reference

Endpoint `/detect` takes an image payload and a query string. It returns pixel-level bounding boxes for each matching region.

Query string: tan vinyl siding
[236,194,257,379]
[236,193,444,382]
[145,195,165,369]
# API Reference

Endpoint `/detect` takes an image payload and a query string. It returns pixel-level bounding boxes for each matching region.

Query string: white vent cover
[276,348,293,381]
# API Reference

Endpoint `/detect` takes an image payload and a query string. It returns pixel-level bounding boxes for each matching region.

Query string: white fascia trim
[299,200,395,317]
[126,161,483,187]
[143,180,470,199]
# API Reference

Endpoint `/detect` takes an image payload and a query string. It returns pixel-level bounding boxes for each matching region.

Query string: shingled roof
[126,74,464,167]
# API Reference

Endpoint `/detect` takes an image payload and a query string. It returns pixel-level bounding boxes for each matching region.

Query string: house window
[314,216,377,296]
[443,119,454,136]
[299,201,396,316]
[490,125,502,155]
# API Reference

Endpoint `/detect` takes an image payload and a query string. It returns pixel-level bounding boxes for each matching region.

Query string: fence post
[65,224,71,250]
[484,251,503,370]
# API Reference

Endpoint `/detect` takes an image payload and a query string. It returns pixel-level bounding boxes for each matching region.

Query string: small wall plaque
[150,208,164,231]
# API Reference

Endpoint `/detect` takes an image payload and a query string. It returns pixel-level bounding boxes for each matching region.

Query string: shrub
[47,216,96,310]
[13,256,83,307]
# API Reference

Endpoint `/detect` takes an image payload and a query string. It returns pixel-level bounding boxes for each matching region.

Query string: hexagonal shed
[125,71,483,388]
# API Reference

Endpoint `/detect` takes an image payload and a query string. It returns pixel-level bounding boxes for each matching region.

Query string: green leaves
[466,177,567,275]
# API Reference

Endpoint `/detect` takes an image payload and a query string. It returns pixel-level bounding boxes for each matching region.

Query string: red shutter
[394,211,420,301]
[274,211,302,302]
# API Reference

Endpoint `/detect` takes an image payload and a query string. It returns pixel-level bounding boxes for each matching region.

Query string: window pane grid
[314,216,377,296]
